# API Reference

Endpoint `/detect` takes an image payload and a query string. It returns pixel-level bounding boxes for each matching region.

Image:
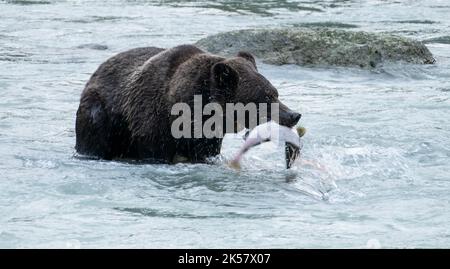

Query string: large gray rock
[195,28,435,68]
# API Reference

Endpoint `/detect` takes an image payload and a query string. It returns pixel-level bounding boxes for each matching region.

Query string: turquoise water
[0,0,449,248]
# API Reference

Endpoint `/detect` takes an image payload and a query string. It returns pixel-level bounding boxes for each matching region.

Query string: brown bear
[75,45,301,163]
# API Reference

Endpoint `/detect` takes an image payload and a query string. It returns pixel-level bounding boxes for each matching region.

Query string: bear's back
[117,45,207,138]
[83,47,165,96]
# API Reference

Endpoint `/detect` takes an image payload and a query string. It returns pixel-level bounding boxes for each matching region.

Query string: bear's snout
[278,109,301,128]
[285,111,301,127]
[290,112,302,124]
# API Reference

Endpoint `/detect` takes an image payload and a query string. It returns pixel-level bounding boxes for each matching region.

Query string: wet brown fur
[75,45,300,163]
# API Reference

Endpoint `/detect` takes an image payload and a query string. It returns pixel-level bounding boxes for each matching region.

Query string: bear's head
[210,51,301,131]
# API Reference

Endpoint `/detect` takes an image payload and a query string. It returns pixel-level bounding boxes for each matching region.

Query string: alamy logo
[170,95,279,138]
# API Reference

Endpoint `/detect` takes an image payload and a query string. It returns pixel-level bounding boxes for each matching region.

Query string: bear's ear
[211,62,239,100]
[237,51,257,69]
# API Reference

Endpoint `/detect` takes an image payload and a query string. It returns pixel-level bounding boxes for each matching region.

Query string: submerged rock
[195,28,435,68]
[292,22,359,29]
[76,43,109,50]
[423,36,450,44]
[5,0,51,5]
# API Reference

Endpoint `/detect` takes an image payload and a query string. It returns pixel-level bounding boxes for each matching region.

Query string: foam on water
[1,0,450,248]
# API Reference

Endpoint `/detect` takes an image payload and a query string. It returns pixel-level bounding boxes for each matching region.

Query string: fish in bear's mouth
[238,123,306,169]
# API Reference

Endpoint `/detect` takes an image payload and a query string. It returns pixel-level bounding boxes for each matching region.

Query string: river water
[1,0,449,248]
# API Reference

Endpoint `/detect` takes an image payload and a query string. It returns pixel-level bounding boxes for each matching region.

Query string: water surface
[0,0,449,248]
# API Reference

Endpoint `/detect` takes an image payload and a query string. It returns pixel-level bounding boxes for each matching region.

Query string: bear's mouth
[233,120,246,133]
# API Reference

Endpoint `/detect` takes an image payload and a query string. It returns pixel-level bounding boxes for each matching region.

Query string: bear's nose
[290,112,301,124]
